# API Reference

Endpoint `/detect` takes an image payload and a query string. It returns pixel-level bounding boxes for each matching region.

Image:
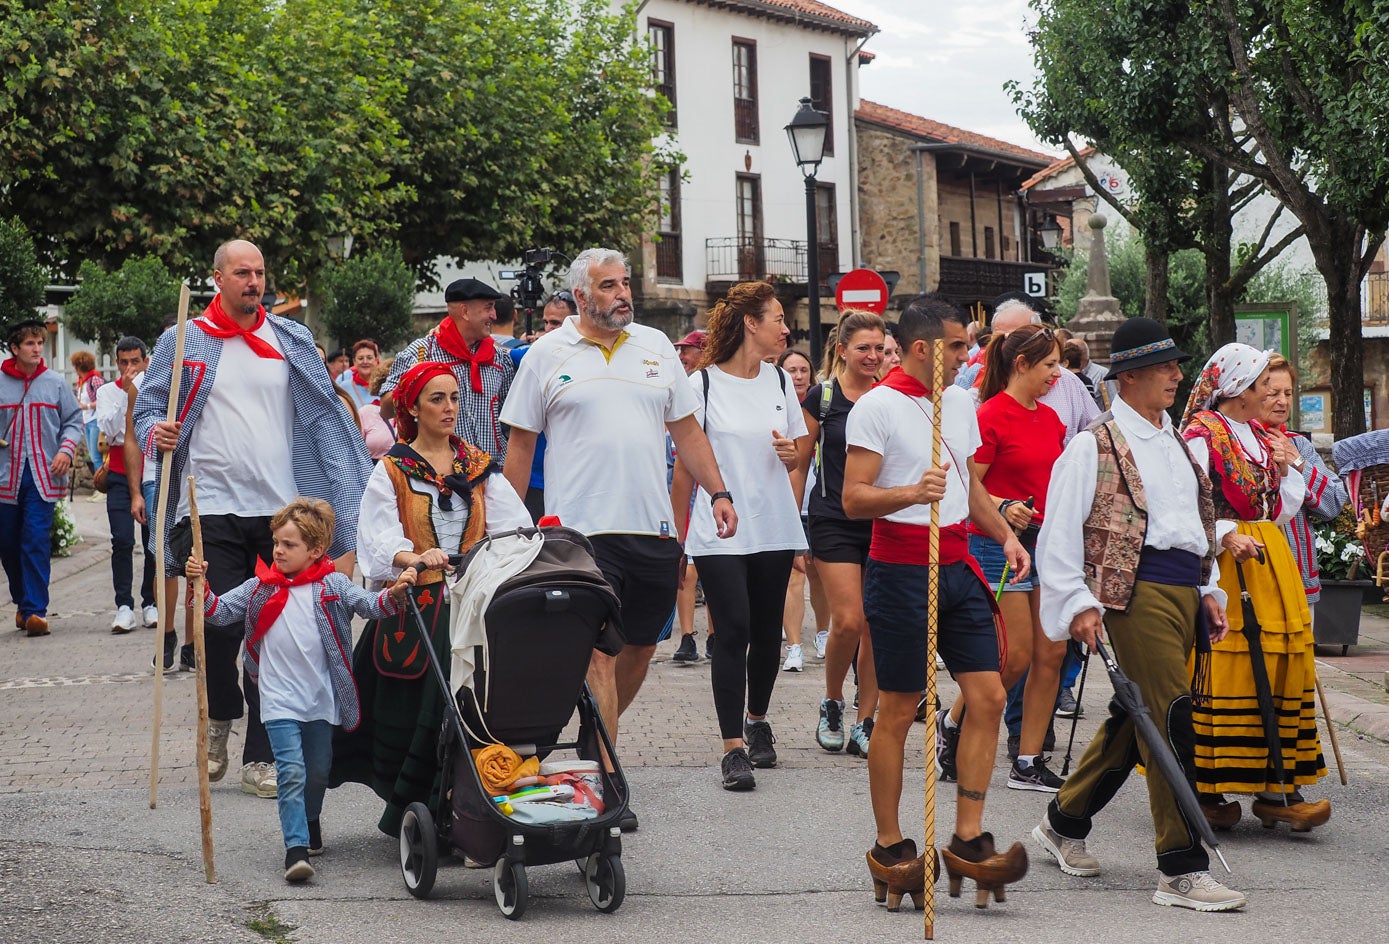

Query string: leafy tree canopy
[319,243,417,351]
[0,216,46,328]
[62,255,181,349]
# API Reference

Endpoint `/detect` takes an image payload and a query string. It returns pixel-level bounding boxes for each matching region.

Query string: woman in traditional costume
[1180,343,1330,832]
[332,361,530,834]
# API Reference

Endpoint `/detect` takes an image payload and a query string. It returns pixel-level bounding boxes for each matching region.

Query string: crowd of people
[0,239,1360,912]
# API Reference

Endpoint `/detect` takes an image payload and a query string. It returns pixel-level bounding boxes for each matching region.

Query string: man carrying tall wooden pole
[842,294,1029,917]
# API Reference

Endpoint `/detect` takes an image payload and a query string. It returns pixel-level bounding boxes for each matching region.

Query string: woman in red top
[959,324,1067,792]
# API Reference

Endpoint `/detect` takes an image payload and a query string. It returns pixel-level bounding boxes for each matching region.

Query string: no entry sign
[834,268,890,314]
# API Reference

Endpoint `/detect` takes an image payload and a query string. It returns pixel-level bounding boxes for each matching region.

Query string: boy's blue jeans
[264,719,333,849]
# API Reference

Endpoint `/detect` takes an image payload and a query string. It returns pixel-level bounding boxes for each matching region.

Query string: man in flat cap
[382,277,515,460]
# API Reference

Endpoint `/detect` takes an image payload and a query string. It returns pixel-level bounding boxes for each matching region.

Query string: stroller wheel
[399,802,438,899]
[494,860,529,920]
[584,852,626,913]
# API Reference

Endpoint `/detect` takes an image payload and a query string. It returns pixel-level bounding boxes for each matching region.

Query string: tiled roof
[1020,147,1095,191]
[687,0,878,36]
[855,99,1055,166]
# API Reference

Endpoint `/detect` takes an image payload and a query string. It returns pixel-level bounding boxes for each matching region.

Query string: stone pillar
[1067,214,1126,363]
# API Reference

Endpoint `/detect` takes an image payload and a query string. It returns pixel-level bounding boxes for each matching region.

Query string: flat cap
[444,278,504,302]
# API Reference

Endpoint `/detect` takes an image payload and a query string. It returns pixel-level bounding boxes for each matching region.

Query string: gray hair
[992,299,1042,326]
[565,248,629,294]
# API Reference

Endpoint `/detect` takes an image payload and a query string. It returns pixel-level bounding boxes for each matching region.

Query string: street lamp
[1038,215,1063,251]
[785,97,829,367]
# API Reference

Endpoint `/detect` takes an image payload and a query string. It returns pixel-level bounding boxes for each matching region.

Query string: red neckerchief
[1,358,45,380]
[194,295,285,360]
[250,556,336,646]
[351,369,370,388]
[875,365,932,397]
[433,317,495,393]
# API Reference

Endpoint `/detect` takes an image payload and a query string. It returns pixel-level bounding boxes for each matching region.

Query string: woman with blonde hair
[672,281,809,791]
[796,309,885,757]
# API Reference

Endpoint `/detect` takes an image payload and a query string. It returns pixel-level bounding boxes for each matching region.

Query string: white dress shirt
[1037,396,1226,642]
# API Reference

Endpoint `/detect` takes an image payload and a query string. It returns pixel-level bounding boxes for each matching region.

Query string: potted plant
[1313,509,1371,653]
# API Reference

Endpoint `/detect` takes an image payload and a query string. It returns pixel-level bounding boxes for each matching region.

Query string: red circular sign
[834,268,890,315]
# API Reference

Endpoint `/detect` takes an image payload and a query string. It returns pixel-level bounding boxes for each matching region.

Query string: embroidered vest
[1081,413,1215,611]
[384,460,488,586]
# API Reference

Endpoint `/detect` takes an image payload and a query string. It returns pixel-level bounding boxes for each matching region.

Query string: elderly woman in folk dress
[1180,343,1330,832]
[331,361,530,835]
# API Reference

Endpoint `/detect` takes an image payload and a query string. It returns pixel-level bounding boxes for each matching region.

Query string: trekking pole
[150,282,190,809]
[188,476,216,882]
[1060,647,1090,777]
[923,340,944,941]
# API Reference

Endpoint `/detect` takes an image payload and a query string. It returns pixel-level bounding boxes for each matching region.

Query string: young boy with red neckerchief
[188,498,415,883]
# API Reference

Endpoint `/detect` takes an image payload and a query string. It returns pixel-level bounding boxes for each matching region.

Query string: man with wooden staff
[842,294,1029,913]
[135,239,371,799]
[1032,316,1246,912]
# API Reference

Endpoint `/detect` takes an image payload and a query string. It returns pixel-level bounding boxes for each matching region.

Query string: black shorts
[863,558,999,693]
[588,533,684,647]
[808,514,872,565]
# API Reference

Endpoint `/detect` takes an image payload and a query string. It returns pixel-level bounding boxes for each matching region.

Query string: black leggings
[695,551,795,740]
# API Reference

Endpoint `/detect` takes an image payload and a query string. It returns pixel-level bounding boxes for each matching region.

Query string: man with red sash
[135,239,371,799]
[381,277,514,461]
[842,294,1030,910]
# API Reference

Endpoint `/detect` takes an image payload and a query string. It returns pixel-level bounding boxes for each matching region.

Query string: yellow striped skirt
[1191,520,1326,795]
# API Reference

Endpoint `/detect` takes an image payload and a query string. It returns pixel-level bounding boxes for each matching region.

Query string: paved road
[3,497,1389,943]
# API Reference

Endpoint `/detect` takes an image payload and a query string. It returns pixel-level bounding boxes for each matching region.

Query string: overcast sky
[846,0,1058,157]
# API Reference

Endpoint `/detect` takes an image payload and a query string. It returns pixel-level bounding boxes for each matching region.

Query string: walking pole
[923,339,944,941]
[150,283,191,809]
[188,476,217,882]
[1313,673,1348,786]
[1061,649,1090,776]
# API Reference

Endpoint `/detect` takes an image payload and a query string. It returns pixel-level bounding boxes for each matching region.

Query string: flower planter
[1314,579,1373,653]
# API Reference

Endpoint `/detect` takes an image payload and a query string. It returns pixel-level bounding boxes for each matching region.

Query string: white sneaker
[240,761,278,798]
[813,629,829,660]
[782,644,803,672]
[1153,871,1247,911]
[141,605,159,628]
[110,605,137,634]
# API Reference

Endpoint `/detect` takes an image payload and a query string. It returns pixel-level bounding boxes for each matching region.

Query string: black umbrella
[1232,552,1288,801]
[1093,640,1230,873]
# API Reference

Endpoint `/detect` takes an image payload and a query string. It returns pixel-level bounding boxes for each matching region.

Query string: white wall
[638,0,862,288]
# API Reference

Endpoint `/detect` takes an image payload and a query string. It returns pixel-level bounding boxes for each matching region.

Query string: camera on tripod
[500,248,562,335]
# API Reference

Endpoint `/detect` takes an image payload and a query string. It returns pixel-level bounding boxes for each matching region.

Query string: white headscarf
[1180,342,1273,428]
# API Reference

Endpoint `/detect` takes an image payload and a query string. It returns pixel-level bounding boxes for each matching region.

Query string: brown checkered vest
[1082,413,1215,611]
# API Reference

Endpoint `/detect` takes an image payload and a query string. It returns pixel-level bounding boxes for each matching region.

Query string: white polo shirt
[845,383,980,528]
[499,317,698,537]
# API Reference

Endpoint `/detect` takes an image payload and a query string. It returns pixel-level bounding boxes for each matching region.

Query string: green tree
[0,216,45,328]
[62,256,181,349]
[319,243,417,350]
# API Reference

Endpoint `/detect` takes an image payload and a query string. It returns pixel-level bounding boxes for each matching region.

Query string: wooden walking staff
[188,476,217,882]
[923,338,945,941]
[150,283,191,809]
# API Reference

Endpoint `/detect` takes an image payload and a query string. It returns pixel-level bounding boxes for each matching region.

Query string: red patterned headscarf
[393,361,457,442]
[1179,342,1272,431]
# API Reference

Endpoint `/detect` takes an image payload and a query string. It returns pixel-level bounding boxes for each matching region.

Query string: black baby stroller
[395,525,628,919]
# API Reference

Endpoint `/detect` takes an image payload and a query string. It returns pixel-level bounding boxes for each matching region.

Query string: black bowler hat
[444,277,504,303]
[1104,317,1191,381]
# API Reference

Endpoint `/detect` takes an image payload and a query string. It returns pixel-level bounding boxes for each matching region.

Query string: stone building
[855,100,1055,320]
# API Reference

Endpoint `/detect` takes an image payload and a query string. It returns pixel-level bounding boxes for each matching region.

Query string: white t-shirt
[181,320,297,519]
[685,364,808,556]
[257,585,338,724]
[845,383,980,528]
[499,319,698,537]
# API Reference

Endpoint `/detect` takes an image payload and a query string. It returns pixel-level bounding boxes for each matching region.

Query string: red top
[969,391,1064,529]
[104,377,140,479]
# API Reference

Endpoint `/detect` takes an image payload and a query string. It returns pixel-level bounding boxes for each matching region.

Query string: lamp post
[1038,215,1063,251]
[785,97,829,367]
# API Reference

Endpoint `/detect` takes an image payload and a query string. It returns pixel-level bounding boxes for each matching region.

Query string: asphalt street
[2,497,1388,943]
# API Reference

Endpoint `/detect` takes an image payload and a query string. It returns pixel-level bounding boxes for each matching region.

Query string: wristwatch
[1292,456,1305,470]
[710,490,734,507]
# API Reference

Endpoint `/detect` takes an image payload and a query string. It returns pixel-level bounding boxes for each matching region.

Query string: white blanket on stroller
[447,531,545,715]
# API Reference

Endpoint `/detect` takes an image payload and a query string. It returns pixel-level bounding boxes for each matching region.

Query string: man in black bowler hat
[381,277,515,460]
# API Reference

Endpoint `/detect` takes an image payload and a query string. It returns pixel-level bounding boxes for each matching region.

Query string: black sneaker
[672,634,699,663]
[744,720,778,768]
[151,632,177,674]
[1007,756,1065,793]
[1054,687,1083,718]
[307,819,324,857]
[179,642,196,672]
[284,846,315,882]
[705,636,715,660]
[721,747,756,791]
[934,709,959,783]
